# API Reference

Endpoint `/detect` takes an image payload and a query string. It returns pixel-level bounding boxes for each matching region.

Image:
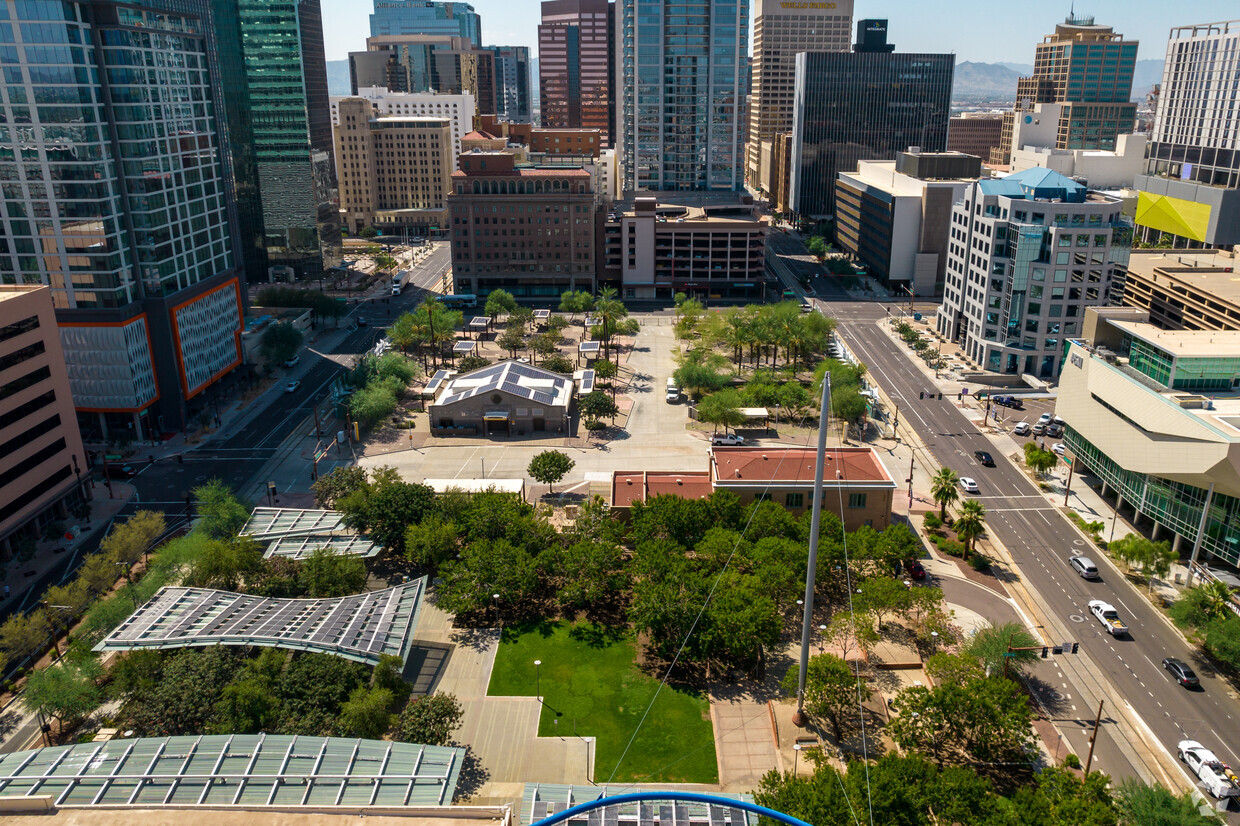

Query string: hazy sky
[319,1,1239,63]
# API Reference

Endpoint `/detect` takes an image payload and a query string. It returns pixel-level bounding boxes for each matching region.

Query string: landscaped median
[487,619,717,784]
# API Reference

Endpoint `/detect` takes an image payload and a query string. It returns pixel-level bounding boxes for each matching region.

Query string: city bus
[440,293,477,309]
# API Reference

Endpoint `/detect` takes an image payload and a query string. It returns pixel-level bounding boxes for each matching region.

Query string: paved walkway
[410,599,591,804]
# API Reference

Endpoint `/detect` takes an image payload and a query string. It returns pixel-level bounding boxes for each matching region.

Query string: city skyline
[320,0,1240,62]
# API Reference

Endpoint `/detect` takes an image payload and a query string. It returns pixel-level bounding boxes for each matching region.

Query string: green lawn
[487,621,718,784]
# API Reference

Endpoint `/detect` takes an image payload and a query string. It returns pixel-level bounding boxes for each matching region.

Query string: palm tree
[594,286,627,361]
[955,499,986,555]
[1202,579,1235,621]
[930,467,960,520]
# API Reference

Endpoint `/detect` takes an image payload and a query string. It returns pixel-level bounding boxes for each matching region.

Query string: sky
[319,1,1239,64]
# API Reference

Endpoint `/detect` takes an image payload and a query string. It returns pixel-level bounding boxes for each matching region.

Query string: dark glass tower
[370,0,481,44]
[490,45,532,123]
[789,22,953,218]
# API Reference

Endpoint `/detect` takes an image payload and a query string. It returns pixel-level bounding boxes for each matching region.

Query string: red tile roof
[711,447,895,487]
[611,471,713,508]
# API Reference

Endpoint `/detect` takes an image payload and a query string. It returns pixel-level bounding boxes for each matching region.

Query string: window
[786,492,804,508]
[848,493,867,509]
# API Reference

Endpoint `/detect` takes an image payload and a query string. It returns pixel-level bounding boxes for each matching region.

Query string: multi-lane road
[810,296,1238,804]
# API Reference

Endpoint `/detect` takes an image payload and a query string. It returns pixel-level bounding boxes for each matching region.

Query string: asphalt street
[827,298,1240,803]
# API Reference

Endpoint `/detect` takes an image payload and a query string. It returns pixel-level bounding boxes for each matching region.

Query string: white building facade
[330,87,476,164]
[936,167,1132,378]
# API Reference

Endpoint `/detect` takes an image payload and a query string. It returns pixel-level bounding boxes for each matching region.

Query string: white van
[666,378,680,403]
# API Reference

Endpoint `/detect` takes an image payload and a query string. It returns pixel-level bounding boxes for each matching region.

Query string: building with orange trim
[0,2,245,438]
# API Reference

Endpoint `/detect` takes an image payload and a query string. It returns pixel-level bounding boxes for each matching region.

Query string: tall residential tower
[618,0,748,191]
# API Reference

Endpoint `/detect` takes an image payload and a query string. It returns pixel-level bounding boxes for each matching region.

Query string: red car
[904,559,926,580]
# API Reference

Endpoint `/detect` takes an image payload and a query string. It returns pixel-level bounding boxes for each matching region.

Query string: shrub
[1062,753,1081,769]
[936,538,967,559]
[923,512,942,530]
[969,554,992,573]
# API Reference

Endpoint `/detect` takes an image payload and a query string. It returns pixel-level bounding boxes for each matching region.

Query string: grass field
[487,620,718,784]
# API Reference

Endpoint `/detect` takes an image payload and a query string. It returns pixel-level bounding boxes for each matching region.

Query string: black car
[1045,423,1064,437]
[102,463,136,480]
[1163,657,1200,688]
[974,450,995,467]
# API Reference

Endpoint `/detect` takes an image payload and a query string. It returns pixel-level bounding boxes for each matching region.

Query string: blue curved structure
[529,791,812,826]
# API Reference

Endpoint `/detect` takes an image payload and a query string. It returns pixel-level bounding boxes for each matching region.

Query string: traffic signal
[1041,647,1049,658]
[920,391,925,399]
[1071,642,1079,654]
[1053,645,1063,655]
[937,392,942,400]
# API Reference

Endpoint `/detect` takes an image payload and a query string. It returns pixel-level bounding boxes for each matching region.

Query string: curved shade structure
[94,579,426,665]
[528,792,812,826]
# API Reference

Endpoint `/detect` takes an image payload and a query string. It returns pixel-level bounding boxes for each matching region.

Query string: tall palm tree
[1202,579,1235,621]
[930,468,960,520]
[955,498,987,555]
[594,286,627,361]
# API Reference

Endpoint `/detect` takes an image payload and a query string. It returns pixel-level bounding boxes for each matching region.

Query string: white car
[710,433,746,446]
[283,354,300,368]
[1088,599,1128,636]
[1051,443,1065,457]
[285,380,301,394]
[1013,421,1031,436]
[1037,412,1053,425]
[959,477,979,494]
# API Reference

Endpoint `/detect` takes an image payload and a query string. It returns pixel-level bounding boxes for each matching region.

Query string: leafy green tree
[404,514,461,570]
[484,289,517,319]
[275,653,369,736]
[358,226,378,239]
[541,353,573,373]
[396,692,463,746]
[437,539,539,615]
[888,676,1034,766]
[806,236,826,259]
[1202,615,1240,667]
[1115,777,1221,825]
[337,685,394,739]
[530,331,560,362]
[925,651,986,685]
[781,653,869,742]
[628,494,717,549]
[1109,534,1177,591]
[259,321,303,366]
[557,540,625,610]
[857,576,912,633]
[930,467,960,520]
[558,290,594,320]
[101,510,166,567]
[965,620,1042,678]
[497,325,527,358]
[579,390,619,425]
[349,381,399,430]
[955,498,986,555]
[527,450,575,493]
[312,466,370,509]
[43,580,90,617]
[193,480,250,539]
[118,647,243,736]
[1024,442,1059,477]
[213,659,280,734]
[23,658,103,724]
[299,547,368,597]
[373,654,412,705]
[673,363,731,397]
[697,389,747,433]
[700,572,781,667]
[188,536,264,591]
[822,611,878,661]
[375,351,417,385]
[340,478,436,555]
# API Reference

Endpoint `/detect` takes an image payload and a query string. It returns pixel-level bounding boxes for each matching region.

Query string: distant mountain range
[324,55,1164,107]
[952,59,1164,104]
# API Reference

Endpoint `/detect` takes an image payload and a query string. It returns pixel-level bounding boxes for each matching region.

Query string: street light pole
[534,659,542,705]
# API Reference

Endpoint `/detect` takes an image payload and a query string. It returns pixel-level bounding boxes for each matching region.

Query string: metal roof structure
[578,370,595,394]
[454,339,478,354]
[265,534,382,561]
[578,341,600,355]
[469,316,490,329]
[436,361,572,409]
[533,309,551,320]
[95,580,427,665]
[0,735,463,808]
[521,785,755,826]
[241,508,346,539]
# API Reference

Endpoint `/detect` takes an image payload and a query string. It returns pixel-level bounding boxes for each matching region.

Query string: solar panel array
[438,361,569,408]
[0,735,463,809]
[533,309,551,320]
[264,535,381,561]
[425,369,454,395]
[521,785,755,826]
[454,340,478,353]
[241,508,345,539]
[579,370,596,394]
[95,579,427,666]
[578,341,601,354]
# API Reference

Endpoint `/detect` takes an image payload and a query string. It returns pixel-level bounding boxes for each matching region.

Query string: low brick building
[428,361,575,437]
[611,446,896,530]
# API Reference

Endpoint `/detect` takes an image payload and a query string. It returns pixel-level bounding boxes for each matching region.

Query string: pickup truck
[1088,599,1128,636]
[1178,740,1240,799]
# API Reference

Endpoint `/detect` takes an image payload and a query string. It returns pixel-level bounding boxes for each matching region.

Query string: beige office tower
[334,98,454,236]
[747,0,853,199]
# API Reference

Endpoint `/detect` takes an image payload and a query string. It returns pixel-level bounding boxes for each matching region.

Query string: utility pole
[1084,699,1105,774]
[907,454,914,508]
[1063,460,1074,507]
[793,374,831,728]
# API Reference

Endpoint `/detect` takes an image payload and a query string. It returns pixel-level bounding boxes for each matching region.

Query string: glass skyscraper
[0,0,245,436]
[228,0,339,278]
[370,0,481,44]
[618,0,747,191]
[490,45,531,123]
[789,23,953,218]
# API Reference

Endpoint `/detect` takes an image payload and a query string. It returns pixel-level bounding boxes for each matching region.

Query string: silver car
[1070,555,1100,579]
